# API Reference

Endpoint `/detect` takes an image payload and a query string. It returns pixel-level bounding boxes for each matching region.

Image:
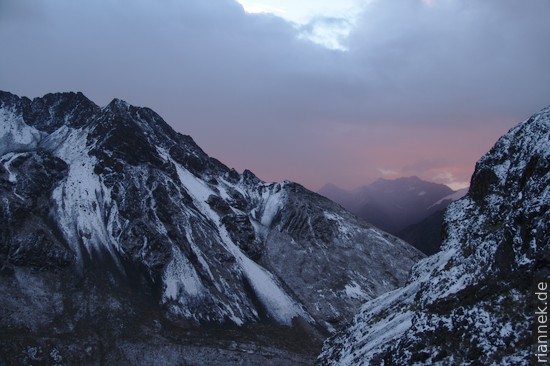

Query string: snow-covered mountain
[0,91,423,365]
[319,177,465,254]
[319,105,550,365]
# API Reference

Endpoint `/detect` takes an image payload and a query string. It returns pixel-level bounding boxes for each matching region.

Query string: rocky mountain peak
[105,97,130,110]
[0,90,424,365]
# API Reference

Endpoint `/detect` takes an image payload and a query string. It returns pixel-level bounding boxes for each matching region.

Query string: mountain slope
[319,177,462,254]
[0,91,423,364]
[397,187,468,255]
[319,105,550,365]
[319,177,454,233]
[396,209,446,256]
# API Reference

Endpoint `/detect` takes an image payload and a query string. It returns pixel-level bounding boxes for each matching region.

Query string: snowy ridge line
[0,90,424,334]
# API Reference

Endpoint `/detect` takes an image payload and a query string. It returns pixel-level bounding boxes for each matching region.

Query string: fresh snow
[237,252,310,325]
[1,152,26,183]
[368,229,394,247]
[48,126,123,270]
[163,245,205,300]
[0,107,43,156]
[260,189,284,227]
[0,92,426,338]
[324,211,353,236]
[338,311,414,366]
[344,281,368,300]
[172,161,311,325]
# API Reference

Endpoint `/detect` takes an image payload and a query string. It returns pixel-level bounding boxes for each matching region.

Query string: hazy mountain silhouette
[319,177,467,254]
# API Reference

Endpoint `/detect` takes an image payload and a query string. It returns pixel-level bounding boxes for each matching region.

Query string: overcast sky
[1,0,549,190]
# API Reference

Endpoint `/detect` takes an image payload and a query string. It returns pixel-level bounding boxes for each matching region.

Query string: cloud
[378,168,399,178]
[1,0,549,190]
[401,159,447,175]
[432,171,469,190]
[237,1,286,16]
[346,0,550,123]
[298,16,353,50]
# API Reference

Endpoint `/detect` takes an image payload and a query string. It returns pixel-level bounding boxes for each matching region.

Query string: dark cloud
[347,0,550,123]
[1,0,549,190]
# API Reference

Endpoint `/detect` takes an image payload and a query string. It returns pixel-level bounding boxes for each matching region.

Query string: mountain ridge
[319,176,464,254]
[0,90,423,365]
[318,176,455,232]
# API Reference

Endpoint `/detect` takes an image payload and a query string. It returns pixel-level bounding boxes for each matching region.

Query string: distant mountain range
[319,177,467,254]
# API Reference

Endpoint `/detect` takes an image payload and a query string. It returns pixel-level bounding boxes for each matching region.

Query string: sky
[1,0,549,191]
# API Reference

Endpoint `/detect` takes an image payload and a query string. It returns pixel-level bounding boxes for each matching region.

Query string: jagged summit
[319,105,550,365]
[106,97,130,108]
[0,91,423,364]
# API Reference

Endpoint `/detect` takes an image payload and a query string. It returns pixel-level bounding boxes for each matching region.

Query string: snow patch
[340,311,414,366]
[163,245,205,300]
[49,127,122,269]
[344,282,369,300]
[0,152,27,183]
[260,189,284,227]
[0,107,43,155]
[172,161,310,325]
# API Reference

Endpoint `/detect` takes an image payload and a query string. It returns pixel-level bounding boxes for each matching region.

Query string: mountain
[396,209,446,256]
[319,105,550,365]
[319,177,465,254]
[0,91,423,365]
[319,176,455,234]
[397,187,468,255]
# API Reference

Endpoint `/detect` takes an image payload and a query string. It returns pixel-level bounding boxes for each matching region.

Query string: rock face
[319,106,550,365]
[0,91,423,365]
